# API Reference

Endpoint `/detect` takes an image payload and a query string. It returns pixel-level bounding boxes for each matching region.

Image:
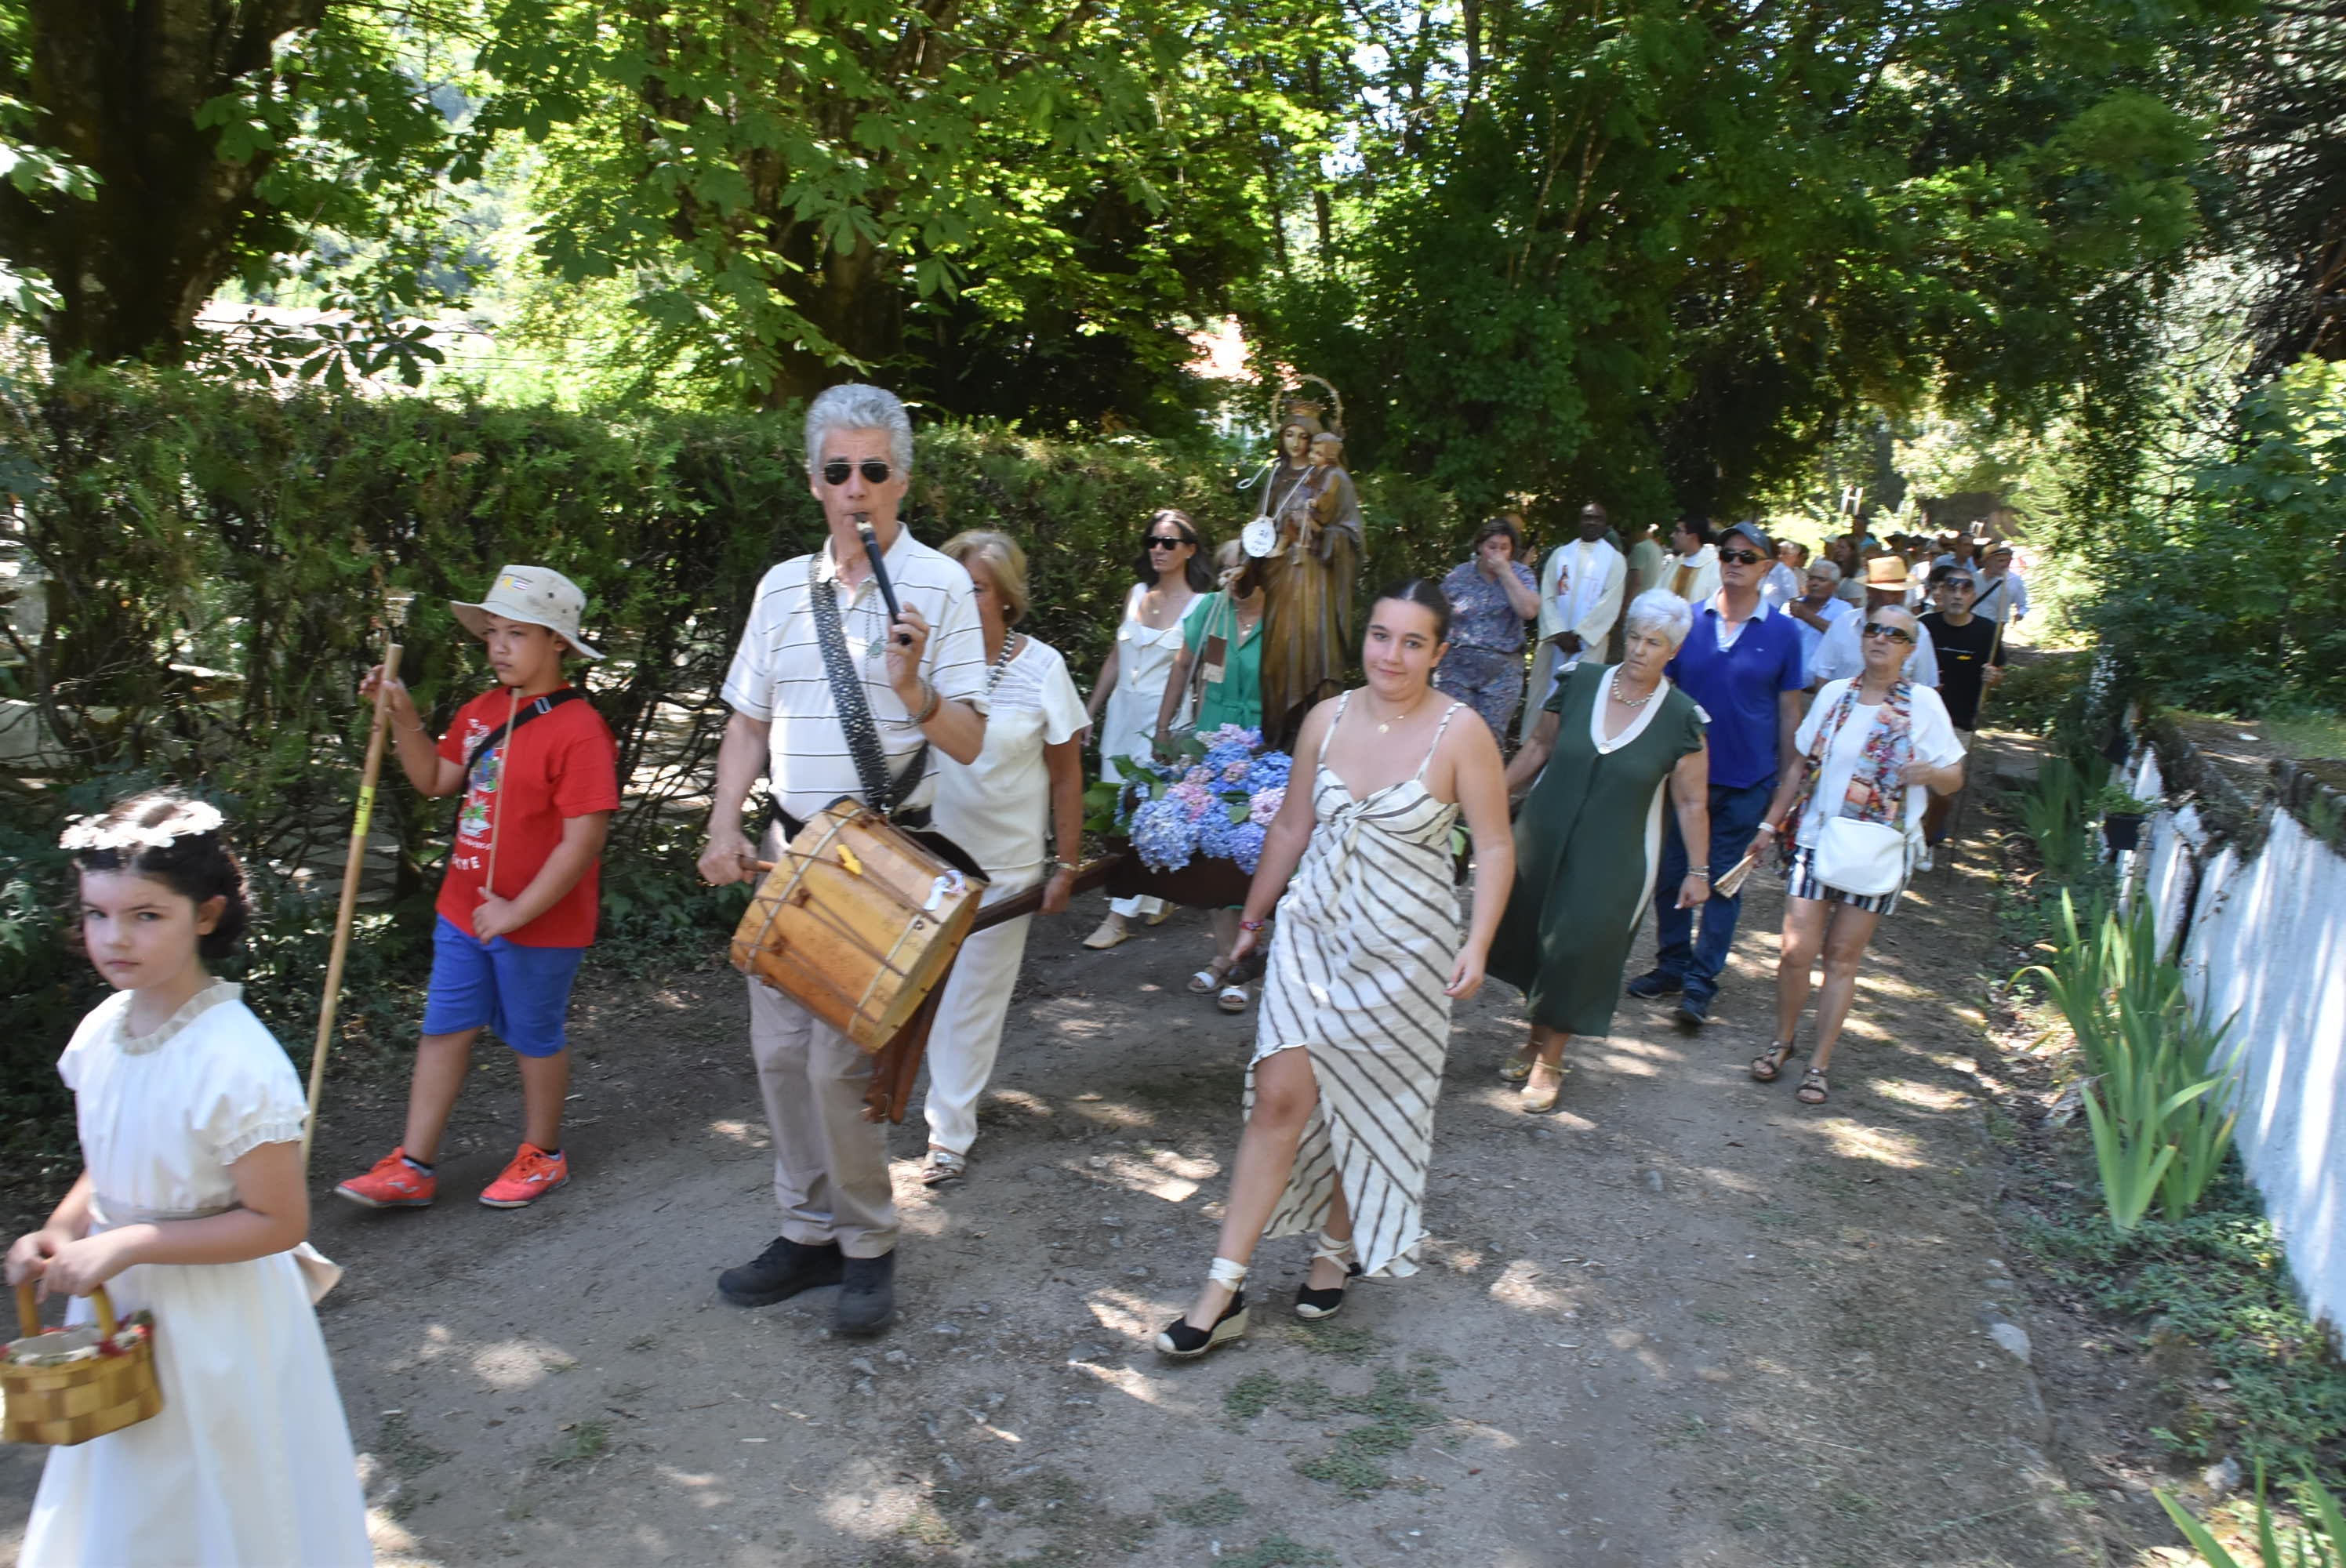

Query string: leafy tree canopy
[470,0,1346,427]
[0,1,476,370]
[1252,0,2250,521]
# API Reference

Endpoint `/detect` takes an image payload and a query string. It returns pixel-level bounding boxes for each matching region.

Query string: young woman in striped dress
[1156,581,1515,1358]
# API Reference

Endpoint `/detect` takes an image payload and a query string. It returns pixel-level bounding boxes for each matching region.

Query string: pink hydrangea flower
[1169,781,1215,817]
[1248,786,1284,825]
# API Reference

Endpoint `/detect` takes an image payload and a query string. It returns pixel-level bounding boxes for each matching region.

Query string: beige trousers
[745,826,896,1258]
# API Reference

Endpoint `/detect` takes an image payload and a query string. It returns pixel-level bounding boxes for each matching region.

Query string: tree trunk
[0,1,331,363]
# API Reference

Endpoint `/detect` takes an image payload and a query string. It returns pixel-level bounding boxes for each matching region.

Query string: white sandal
[1189,960,1231,995]
[919,1148,967,1187]
[1216,982,1249,1014]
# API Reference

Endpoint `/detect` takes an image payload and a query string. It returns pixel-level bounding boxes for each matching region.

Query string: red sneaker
[479,1144,569,1209]
[335,1148,437,1209]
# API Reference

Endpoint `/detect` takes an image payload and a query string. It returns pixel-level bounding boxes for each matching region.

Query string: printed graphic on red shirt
[434,688,622,947]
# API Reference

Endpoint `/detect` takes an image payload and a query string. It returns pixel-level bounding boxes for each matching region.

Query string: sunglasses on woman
[1147,533,1193,550]
[1862,621,1916,645]
[820,459,893,486]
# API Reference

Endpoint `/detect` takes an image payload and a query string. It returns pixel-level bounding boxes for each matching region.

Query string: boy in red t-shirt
[336,566,621,1211]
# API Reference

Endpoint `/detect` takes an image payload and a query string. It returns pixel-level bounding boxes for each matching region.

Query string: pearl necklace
[1610,670,1659,709]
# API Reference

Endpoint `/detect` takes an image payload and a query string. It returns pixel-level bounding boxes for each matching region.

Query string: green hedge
[0,366,1470,1127]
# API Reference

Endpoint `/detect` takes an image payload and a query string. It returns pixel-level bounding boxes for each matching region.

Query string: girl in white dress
[7,791,372,1567]
[1082,508,1208,949]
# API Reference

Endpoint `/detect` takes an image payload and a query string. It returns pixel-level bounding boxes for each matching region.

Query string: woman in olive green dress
[1490,590,1713,1111]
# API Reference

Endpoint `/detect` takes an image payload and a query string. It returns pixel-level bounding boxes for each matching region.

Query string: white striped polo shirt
[721,528,989,821]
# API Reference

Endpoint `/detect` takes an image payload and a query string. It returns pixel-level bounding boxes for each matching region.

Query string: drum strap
[805,557,930,822]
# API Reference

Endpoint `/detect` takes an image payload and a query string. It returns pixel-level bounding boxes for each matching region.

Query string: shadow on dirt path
[2,784,2104,1567]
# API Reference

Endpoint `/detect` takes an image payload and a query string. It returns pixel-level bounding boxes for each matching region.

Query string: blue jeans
[1651,779,1777,1004]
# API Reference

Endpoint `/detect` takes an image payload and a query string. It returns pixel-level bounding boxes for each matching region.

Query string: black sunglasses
[1717,548,1767,566]
[1863,621,1916,645]
[1146,533,1192,549]
[820,459,892,486]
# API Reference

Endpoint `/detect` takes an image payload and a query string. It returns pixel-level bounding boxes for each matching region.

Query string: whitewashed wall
[2123,745,2346,1337]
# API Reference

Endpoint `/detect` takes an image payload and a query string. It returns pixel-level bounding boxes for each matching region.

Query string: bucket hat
[450,565,604,660]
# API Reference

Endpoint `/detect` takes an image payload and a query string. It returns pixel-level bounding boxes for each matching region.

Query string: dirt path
[2,805,2102,1567]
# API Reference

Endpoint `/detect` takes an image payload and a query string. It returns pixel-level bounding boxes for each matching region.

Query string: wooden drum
[729,800,984,1053]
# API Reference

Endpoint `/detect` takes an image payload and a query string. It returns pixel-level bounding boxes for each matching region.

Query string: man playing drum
[699,383,990,1336]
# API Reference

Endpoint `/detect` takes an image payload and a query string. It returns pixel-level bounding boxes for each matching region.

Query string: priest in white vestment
[1661,518,1721,604]
[1529,503,1627,713]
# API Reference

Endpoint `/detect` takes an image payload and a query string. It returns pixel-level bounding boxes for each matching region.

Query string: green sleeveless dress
[1489,662,1707,1036]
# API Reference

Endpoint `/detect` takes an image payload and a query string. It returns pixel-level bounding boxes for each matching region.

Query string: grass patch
[1160,1488,1249,1528]
[938,1467,1158,1566]
[1223,1366,1450,1497]
[373,1411,452,1479]
[544,1417,610,1468]
[898,1505,959,1547]
[1223,1370,1282,1423]
[1219,1536,1338,1567]
[2018,1166,2346,1486]
[1287,1320,1385,1362]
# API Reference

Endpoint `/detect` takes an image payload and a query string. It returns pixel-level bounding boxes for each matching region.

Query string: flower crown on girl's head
[59,800,226,854]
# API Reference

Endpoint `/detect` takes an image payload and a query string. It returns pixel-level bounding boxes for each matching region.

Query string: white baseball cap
[449,564,604,660]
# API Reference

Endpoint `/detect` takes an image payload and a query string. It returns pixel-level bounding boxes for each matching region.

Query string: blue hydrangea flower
[1129,797,1197,872]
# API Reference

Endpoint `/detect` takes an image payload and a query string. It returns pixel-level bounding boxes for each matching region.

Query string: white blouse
[1794,679,1966,849]
[934,635,1089,877]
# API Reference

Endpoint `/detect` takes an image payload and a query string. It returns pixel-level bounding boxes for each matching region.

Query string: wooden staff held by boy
[303,589,414,1168]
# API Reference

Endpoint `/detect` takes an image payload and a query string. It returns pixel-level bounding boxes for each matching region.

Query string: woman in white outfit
[1745,604,1966,1106]
[923,533,1090,1185]
[1083,508,1208,949]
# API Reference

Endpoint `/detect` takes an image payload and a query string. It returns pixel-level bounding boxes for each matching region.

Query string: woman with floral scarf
[1742,605,1966,1105]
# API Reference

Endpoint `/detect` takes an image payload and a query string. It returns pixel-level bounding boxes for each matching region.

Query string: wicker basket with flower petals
[2,1281,162,1446]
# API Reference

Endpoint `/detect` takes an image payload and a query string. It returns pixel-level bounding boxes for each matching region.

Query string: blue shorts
[420,916,586,1058]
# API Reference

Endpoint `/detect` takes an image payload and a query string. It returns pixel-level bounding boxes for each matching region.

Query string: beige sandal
[1520,1058,1567,1113]
[1084,916,1129,950]
[1498,1051,1534,1083]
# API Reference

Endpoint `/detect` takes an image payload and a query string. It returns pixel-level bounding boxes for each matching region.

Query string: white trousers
[922,866,1041,1156]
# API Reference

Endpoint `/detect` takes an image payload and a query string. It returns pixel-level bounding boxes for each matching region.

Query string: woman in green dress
[1157,539,1266,741]
[1491,590,1713,1111]
[1154,539,1269,1011]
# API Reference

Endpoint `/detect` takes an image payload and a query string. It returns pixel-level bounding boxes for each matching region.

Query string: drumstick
[305,591,412,1169]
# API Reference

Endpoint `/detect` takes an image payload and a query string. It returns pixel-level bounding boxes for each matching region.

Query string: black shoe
[1295,1265,1364,1322]
[1676,992,1713,1027]
[718,1235,843,1307]
[1626,970,1683,1000]
[833,1251,895,1336]
[1155,1290,1248,1359]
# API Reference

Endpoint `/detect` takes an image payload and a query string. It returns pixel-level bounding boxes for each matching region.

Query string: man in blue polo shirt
[1629,519,1806,1025]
